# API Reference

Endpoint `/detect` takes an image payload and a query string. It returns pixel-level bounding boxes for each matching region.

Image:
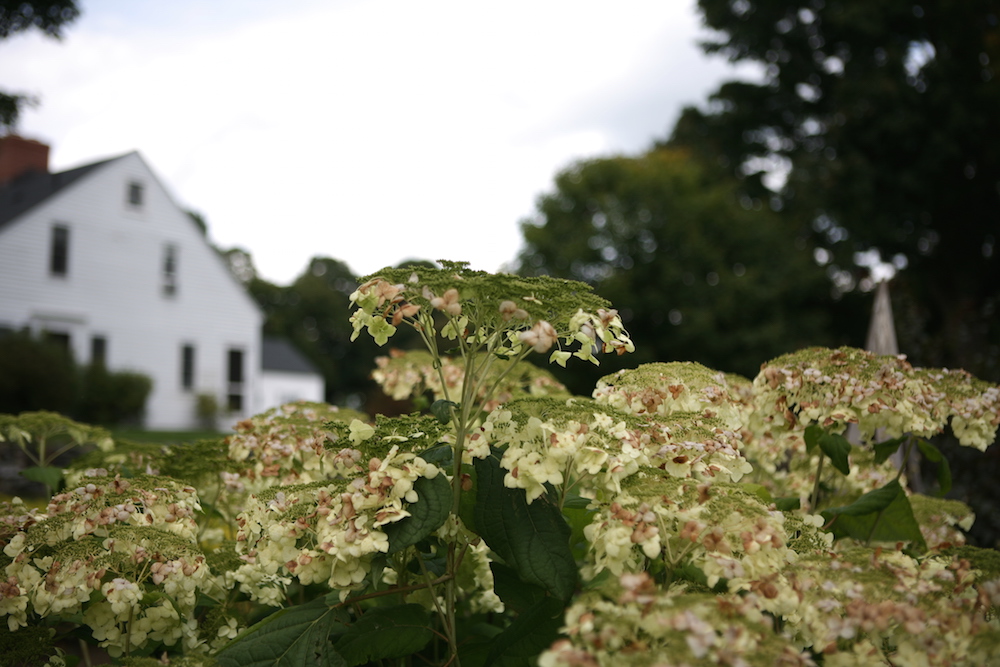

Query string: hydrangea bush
[2,261,1000,667]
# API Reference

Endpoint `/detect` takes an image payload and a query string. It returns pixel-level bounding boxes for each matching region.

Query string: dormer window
[127,181,144,207]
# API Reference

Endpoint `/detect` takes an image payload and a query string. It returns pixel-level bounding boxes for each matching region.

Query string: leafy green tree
[0,0,80,130]
[679,0,1000,379]
[248,257,412,410]
[517,147,857,393]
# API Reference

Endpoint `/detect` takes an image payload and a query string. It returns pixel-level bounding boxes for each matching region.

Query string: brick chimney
[0,135,50,186]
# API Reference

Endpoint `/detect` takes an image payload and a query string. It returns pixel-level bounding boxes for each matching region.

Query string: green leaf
[215,596,348,667]
[384,474,452,554]
[490,562,547,614]
[823,480,902,518]
[431,399,458,424]
[803,424,822,454]
[873,436,907,464]
[822,480,927,551]
[20,465,62,492]
[473,449,577,601]
[741,483,773,504]
[817,431,852,475]
[483,597,565,667]
[773,496,801,511]
[332,604,433,666]
[916,439,952,496]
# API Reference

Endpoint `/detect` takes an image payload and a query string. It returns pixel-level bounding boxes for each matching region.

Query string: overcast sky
[1,0,757,285]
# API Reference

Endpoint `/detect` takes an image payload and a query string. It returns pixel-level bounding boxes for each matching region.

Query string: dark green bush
[77,363,153,426]
[0,330,77,415]
[0,330,152,426]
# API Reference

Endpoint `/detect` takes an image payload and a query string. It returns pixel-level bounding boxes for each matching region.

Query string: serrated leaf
[873,436,907,464]
[491,562,547,614]
[484,597,565,667]
[384,474,452,554]
[818,431,852,475]
[215,597,347,667]
[20,465,63,492]
[822,480,927,551]
[473,449,577,601]
[333,604,433,666]
[916,439,952,496]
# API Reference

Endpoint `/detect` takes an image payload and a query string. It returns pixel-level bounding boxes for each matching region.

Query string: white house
[0,135,324,430]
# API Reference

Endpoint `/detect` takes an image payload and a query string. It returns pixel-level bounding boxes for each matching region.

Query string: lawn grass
[110,428,226,445]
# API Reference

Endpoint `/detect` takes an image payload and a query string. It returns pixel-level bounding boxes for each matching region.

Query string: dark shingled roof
[261,336,320,374]
[0,155,125,229]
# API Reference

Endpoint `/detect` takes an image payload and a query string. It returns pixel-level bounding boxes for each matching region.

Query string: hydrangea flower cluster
[348,261,634,366]
[226,401,370,492]
[1,474,219,656]
[475,398,752,504]
[750,547,999,665]
[233,416,443,603]
[752,347,1000,450]
[539,571,813,667]
[593,361,753,432]
[583,470,803,586]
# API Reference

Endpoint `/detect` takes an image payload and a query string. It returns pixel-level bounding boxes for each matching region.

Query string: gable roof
[262,336,321,375]
[0,154,126,229]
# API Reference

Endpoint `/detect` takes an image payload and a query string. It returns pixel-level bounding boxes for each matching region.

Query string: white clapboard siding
[0,151,266,430]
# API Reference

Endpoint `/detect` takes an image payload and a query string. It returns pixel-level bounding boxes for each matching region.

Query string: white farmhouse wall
[257,370,325,412]
[0,152,264,430]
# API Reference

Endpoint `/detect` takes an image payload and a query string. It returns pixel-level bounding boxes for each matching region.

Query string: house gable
[0,144,266,430]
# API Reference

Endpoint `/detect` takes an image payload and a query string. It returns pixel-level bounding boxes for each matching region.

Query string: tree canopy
[516,147,857,392]
[674,0,1000,379]
[0,1,80,130]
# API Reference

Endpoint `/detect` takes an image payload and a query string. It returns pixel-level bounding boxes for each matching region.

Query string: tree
[248,257,406,410]
[516,147,858,393]
[0,1,80,130]
[678,0,1000,379]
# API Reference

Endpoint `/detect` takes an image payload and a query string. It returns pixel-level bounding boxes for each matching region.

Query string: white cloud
[0,0,753,284]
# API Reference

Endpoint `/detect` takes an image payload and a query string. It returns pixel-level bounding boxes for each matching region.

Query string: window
[50,225,69,276]
[227,348,244,412]
[181,344,195,391]
[128,181,144,207]
[91,336,107,366]
[162,245,178,296]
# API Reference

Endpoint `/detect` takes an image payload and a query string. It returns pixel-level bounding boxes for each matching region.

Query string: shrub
[0,330,77,415]
[77,364,153,426]
[2,263,1000,666]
